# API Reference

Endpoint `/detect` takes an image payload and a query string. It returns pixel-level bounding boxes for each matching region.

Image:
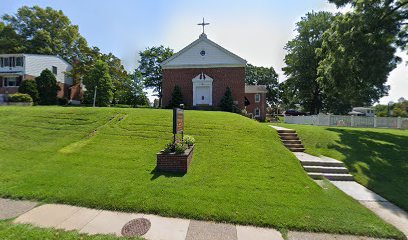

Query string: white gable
[162,34,247,69]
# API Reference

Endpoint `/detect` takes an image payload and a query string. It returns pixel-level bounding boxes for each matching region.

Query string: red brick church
[161,25,267,121]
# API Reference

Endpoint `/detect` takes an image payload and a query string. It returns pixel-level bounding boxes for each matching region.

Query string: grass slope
[275,123,408,213]
[0,107,404,239]
[0,220,141,239]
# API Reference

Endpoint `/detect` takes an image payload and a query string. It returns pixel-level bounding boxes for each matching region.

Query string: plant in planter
[156,136,195,173]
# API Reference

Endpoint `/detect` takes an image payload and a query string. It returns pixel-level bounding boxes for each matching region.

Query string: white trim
[163,64,245,69]
[255,93,260,103]
[161,35,247,69]
[254,107,260,117]
[192,73,213,106]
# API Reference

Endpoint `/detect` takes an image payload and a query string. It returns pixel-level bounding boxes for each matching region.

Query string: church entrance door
[195,86,211,105]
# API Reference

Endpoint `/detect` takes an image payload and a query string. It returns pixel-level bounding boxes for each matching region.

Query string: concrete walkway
[1,198,394,240]
[8,202,283,240]
[271,125,408,237]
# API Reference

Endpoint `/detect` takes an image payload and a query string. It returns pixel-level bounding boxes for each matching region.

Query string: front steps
[294,153,354,181]
[276,130,305,152]
[271,126,353,181]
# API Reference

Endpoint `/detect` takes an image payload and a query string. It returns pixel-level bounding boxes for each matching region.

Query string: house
[0,54,76,103]
[161,32,268,121]
[349,107,375,117]
[244,85,267,121]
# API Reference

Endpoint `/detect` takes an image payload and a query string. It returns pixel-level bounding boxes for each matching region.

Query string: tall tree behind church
[317,0,408,114]
[138,46,174,107]
[245,64,280,106]
[282,11,333,114]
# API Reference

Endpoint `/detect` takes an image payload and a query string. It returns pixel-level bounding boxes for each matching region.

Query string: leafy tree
[2,6,85,63]
[36,69,59,105]
[100,53,128,104]
[220,87,235,112]
[83,60,114,107]
[0,21,26,53]
[118,70,149,107]
[169,85,184,108]
[18,80,39,103]
[282,11,333,114]
[317,0,408,114]
[138,46,174,107]
[245,64,280,106]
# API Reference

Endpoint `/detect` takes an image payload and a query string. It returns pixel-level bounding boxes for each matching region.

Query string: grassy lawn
[0,220,141,239]
[0,106,404,239]
[274,122,408,213]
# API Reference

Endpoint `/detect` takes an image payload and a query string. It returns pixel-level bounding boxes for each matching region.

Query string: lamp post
[92,85,97,107]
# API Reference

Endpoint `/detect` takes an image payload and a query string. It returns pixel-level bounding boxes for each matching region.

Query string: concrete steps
[294,153,354,181]
[303,166,349,174]
[271,127,353,181]
[276,130,305,152]
[308,173,354,181]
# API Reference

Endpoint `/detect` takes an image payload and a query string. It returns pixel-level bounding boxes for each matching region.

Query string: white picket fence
[284,115,408,129]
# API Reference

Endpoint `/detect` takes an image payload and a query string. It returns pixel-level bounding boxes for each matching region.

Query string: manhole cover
[121,218,151,237]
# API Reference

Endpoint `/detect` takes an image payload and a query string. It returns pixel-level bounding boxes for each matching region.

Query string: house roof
[245,85,268,93]
[161,34,247,69]
[0,53,72,66]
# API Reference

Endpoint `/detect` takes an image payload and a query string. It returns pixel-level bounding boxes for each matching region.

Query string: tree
[220,87,235,112]
[245,64,280,106]
[169,85,184,108]
[0,21,26,53]
[18,80,39,103]
[2,6,85,63]
[138,46,174,107]
[36,69,59,105]
[83,60,114,107]
[99,53,128,104]
[118,70,149,107]
[317,0,408,114]
[282,11,334,114]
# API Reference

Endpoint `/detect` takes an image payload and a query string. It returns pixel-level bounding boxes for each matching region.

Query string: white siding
[162,37,246,69]
[24,55,73,85]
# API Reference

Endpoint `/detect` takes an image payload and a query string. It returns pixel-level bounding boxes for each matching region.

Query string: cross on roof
[197,17,209,34]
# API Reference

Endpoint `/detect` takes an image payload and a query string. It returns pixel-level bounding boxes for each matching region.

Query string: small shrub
[183,135,195,147]
[162,139,188,154]
[18,80,39,103]
[8,93,33,103]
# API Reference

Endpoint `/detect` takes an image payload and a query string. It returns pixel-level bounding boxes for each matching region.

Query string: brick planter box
[156,145,195,173]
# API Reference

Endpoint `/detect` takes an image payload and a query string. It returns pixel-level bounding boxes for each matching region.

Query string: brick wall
[245,92,267,121]
[156,146,194,173]
[162,67,245,109]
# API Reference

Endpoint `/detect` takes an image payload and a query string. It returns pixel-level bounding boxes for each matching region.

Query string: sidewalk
[1,198,390,240]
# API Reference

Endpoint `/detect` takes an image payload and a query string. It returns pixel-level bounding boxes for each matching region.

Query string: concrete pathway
[0,198,37,220]
[10,202,283,240]
[271,125,408,238]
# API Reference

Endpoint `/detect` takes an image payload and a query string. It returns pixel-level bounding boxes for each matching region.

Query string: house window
[4,77,18,87]
[255,93,260,103]
[4,58,9,67]
[52,66,58,75]
[255,107,260,117]
[16,57,23,67]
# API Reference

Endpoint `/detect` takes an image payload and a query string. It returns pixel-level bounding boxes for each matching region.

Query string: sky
[1,0,407,104]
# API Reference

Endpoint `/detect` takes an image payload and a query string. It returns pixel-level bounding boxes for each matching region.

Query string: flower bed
[156,135,195,173]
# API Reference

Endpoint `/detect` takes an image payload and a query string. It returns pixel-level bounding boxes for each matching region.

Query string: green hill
[0,106,403,239]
